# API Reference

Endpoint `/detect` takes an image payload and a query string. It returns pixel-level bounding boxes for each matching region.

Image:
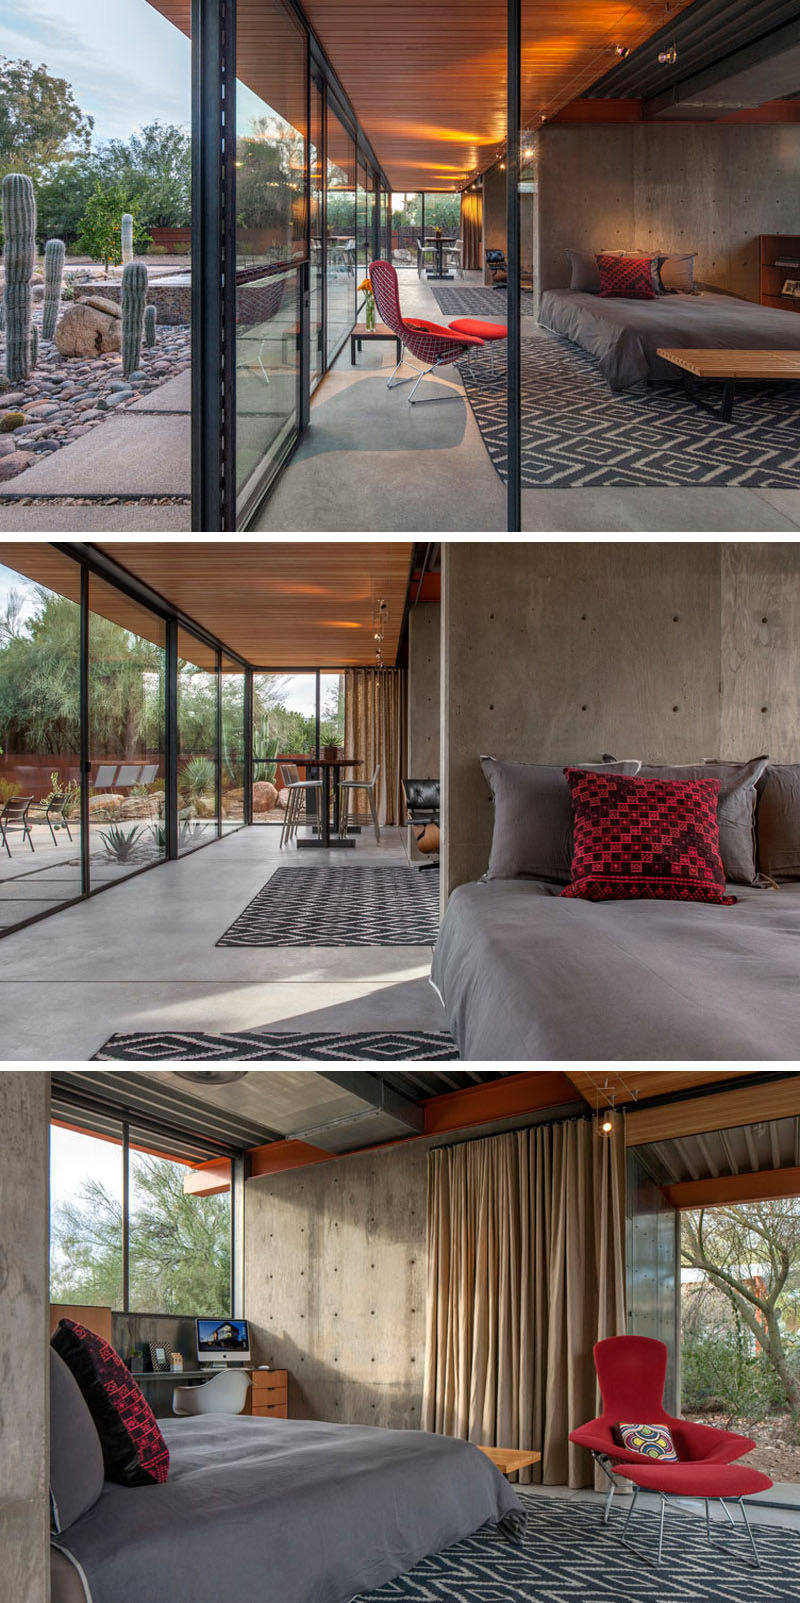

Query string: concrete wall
[0,1073,49,1603]
[408,601,441,779]
[441,541,800,895]
[245,1142,428,1428]
[535,122,800,304]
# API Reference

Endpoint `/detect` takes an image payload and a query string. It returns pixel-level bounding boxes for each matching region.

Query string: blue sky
[2,0,191,143]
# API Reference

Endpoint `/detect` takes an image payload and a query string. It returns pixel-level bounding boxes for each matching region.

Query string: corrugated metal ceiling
[585,0,799,101]
[635,1114,800,1188]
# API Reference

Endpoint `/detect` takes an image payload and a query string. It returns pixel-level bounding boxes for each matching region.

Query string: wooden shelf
[760,234,800,314]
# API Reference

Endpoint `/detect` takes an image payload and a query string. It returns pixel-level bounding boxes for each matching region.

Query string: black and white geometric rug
[93,1028,458,1061]
[459,331,800,488]
[430,286,533,318]
[217,866,440,947]
[353,1493,800,1603]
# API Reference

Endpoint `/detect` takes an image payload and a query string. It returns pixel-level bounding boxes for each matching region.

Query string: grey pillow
[566,249,631,294]
[637,756,768,884]
[658,252,697,293]
[50,1347,104,1534]
[481,757,641,882]
[757,765,800,879]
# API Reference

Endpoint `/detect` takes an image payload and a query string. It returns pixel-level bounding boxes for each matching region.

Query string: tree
[98,122,191,229]
[51,1154,231,1316]
[0,56,92,183]
[682,1203,800,1421]
[77,182,151,272]
[36,156,99,246]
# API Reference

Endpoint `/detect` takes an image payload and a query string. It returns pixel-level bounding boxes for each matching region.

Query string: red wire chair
[369,259,484,404]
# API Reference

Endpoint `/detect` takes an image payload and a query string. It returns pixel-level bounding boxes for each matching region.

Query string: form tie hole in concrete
[581,704,587,712]
[672,705,679,713]
[673,615,679,623]
[762,706,768,713]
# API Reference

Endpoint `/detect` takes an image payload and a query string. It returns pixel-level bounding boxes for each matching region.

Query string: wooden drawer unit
[246,1368,288,1419]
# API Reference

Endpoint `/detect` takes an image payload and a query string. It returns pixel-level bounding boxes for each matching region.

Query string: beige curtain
[461,190,482,271]
[343,668,407,827]
[422,1118,626,1488]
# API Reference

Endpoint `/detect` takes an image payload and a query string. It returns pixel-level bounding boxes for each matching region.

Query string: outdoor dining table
[425,237,457,281]
[293,756,363,850]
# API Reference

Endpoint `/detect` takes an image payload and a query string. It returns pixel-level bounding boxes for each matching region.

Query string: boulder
[55,303,122,358]
[82,294,123,319]
[0,450,34,480]
[88,792,124,816]
[277,787,289,811]
[252,780,278,813]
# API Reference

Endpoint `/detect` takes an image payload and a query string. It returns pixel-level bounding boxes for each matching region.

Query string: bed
[538,288,800,391]
[51,1414,523,1603]
[431,878,800,1061]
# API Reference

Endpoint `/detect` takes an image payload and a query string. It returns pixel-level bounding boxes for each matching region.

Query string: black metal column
[165,618,179,860]
[122,1120,130,1313]
[191,0,236,531]
[79,563,90,898]
[244,667,253,826]
[216,647,223,837]
[506,0,521,532]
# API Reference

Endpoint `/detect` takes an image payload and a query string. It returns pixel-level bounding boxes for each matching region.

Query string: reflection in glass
[178,629,219,852]
[236,269,301,514]
[310,78,324,390]
[88,575,166,889]
[327,109,356,361]
[221,656,246,832]
[392,193,422,266]
[0,552,83,932]
[235,0,307,270]
[252,672,318,823]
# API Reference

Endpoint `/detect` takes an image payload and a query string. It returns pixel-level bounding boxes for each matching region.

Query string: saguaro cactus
[144,304,157,348]
[2,173,37,382]
[121,212,134,266]
[121,260,147,377]
[42,238,66,340]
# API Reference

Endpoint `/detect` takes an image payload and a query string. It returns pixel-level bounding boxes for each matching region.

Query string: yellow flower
[358,277,373,294]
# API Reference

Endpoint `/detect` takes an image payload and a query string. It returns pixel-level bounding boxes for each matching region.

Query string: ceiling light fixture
[614,44,630,57]
[182,1071,249,1085]
[658,43,678,64]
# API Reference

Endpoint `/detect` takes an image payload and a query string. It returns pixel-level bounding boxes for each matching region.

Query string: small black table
[351,322,402,365]
[296,757,362,850]
[425,237,456,282]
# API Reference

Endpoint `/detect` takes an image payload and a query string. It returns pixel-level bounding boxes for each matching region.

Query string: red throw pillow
[561,769,736,904]
[51,1319,170,1487]
[596,253,657,299]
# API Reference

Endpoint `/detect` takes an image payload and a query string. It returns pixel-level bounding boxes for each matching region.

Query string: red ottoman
[614,1460,773,1568]
[448,318,507,375]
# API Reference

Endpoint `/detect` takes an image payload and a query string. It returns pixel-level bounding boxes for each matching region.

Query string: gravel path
[0,301,190,484]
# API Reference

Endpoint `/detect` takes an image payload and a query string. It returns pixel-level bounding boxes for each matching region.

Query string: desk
[134,1368,224,1419]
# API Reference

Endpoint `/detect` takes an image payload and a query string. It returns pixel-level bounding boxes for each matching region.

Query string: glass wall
[252,671,318,823]
[177,629,220,852]
[129,1150,231,1315]
[235,0,307,519]
[310,77,325,392]
[357,161,374,282]
[50,1123,124,1310]
[221,655,246,832]
[88,576,166,888]
[326,108,357,361]
[392,193,422,264]
[0,551,83,933]
[422,193,461,236]
[320,673,345,749]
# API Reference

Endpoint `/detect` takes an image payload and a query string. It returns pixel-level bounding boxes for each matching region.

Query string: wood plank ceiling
[566,1068,764,1110]
[147,0,696,191]
[0,542,414,667]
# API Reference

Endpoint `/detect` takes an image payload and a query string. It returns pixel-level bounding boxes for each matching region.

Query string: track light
[658,44,678,65]
[614,44,629,58]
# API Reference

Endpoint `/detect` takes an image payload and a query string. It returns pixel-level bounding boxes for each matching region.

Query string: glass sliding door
[320,673,345,749]
[326,109,356,362]
[310,77,325,392]
[221,656,246,832]
[177,629,219,851]
[88,577,166,889]
[252,671,318,823]
[357,161,372,283]
[0,549,83,932]
[392,193,422,265]
[235,0,308,523]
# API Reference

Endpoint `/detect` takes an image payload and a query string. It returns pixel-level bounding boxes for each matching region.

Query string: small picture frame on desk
[170,1352,183,1372]
[148,1342,170,1373]
[781,279,800,299]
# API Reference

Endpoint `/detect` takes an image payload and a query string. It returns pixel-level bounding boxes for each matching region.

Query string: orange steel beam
[182,1157,233,1196]
[665,1166,800,1210]
[248,1140,338,1180]
[421,1071,582,1135]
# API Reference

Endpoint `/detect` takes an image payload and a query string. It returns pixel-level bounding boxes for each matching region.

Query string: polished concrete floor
[0,823,446,1061]
[521,1481,800,1531]
[256,268,800,534]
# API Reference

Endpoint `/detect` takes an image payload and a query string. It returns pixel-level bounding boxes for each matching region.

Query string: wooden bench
[657,347,800,422]
[350,322,402,365]
[478,1445,541,1477]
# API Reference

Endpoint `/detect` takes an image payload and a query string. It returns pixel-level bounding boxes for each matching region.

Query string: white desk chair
[172,1369,251,1417]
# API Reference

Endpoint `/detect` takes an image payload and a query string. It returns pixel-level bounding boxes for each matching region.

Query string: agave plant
[178,755,216,800]
[99,823,146,862]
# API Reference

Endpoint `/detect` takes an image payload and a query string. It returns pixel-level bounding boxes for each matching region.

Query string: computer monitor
[196,1317,251,1365]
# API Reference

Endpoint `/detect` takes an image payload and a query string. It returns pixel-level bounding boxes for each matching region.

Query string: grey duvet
[538,288,800,391]
[51,1415,522,1603]
[431,879,800,1060]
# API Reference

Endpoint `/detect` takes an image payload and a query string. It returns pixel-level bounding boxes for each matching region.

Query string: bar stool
[280,763,324,847]
[339,763,381,844]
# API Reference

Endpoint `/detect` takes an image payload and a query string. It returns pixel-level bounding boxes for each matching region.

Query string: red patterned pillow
[596,253,657,299]
[561,769,736,904]
[51,1319,170,1487]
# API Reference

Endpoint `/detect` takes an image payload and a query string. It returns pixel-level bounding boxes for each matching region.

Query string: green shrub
[0,778,20,804]
[681,1333,784,1426]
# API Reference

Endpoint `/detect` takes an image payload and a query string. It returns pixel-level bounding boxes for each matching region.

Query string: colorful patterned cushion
[596,253,657,299]
[616,1423,679,1461]
[51,1318,170,1487]
[561,769,736,904]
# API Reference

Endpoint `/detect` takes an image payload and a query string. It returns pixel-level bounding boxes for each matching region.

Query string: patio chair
[280,763,324,848]
[0,796,35,857]
[416,238,436,277]
[569,1336,756,1525]
[445,241,464,278]
[44,794,74,846]
[93,765,118,790]
[369,260,485,405]
[339,763,381,844]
